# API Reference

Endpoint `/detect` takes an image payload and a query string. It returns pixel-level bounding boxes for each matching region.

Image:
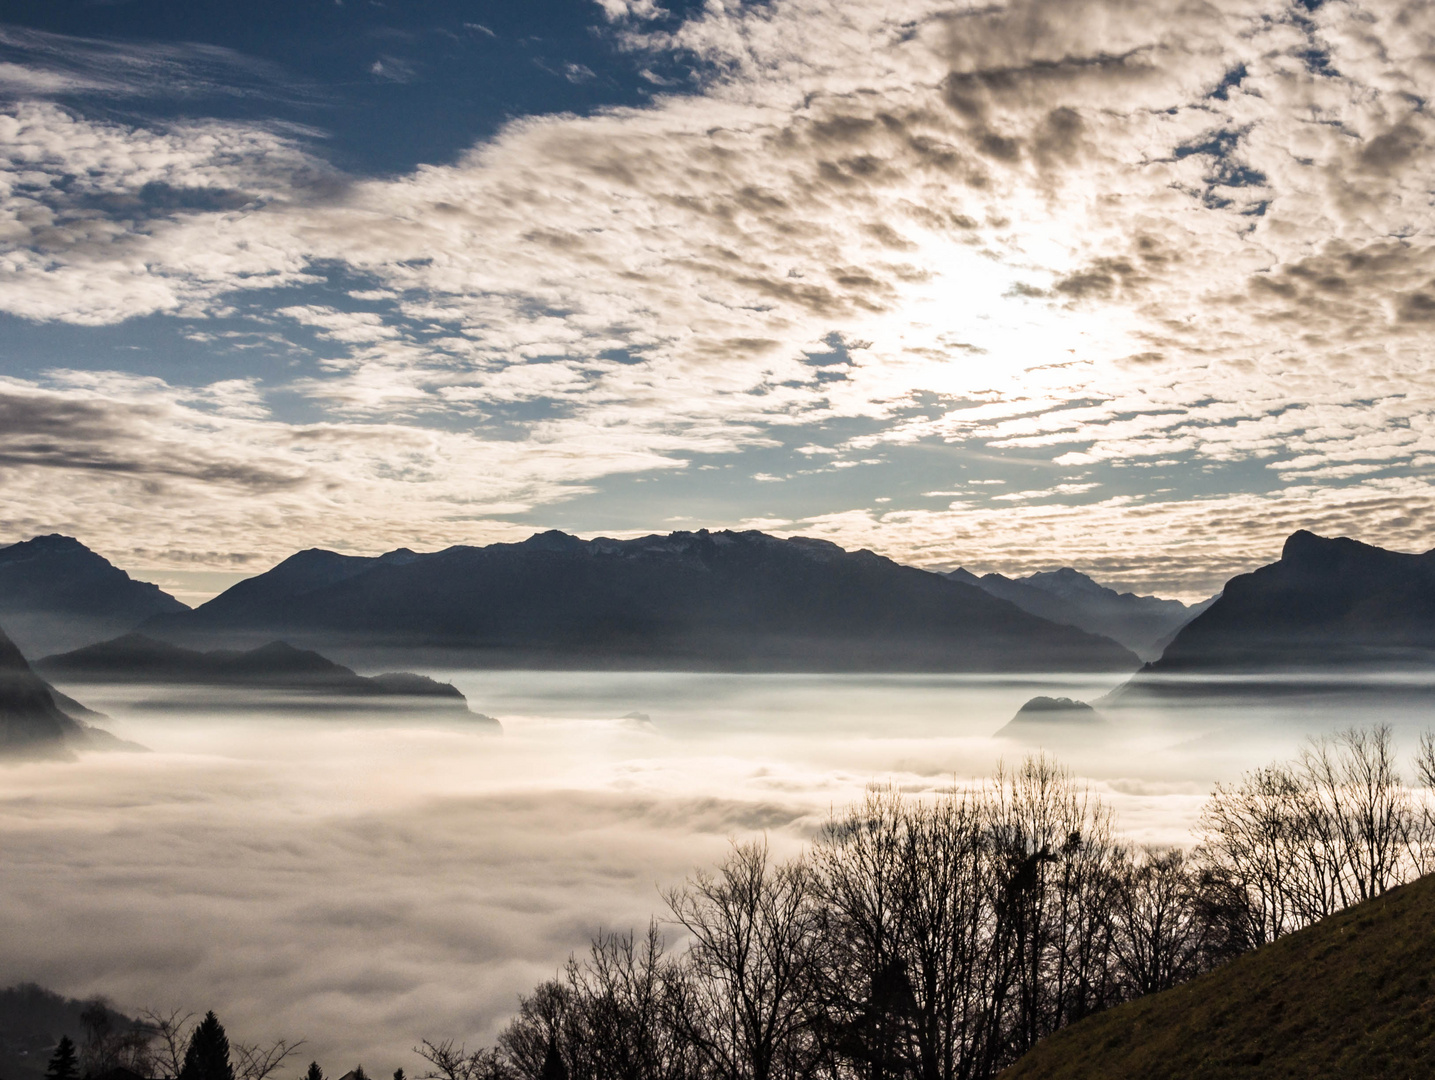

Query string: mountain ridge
[143,529,1142,673]
[39,634,493,722]
[947,566,1212,660]
[0,535,188,657]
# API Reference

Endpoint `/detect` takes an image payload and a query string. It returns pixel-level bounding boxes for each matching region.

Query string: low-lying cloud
[4,670,1421,1069]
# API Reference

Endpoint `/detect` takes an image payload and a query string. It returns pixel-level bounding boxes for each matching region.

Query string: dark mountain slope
[39,634,489,720]
[949,567,1209,661]
[0,622,127,757]
[0,535,188,656]
[189,546,421,625]
[1001,872,1435,1079]
[1149,530,1435,673]
[0,984,139,1080]
[146,530,1141,672]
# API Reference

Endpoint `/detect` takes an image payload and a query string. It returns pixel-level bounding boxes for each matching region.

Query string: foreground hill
[948,567,1210,661]
[0,622,129,757]
[1002,872,1435,1079]
[39,634,493,722]
[0,535,188,656]
[1146,530,1435,674]
[142,530,1140,672]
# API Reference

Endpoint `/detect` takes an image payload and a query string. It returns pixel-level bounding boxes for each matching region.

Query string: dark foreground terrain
[1002,873,1435,1079]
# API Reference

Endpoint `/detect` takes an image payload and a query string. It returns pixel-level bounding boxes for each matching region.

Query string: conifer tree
[392,1069,404,1080]
[305,1063,324,1080]
[538,1041,567,1080]
[44,1037,79,1080]
[178,1012,234,1080]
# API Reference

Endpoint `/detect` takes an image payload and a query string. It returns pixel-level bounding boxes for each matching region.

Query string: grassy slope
[1002,874,1435,1079]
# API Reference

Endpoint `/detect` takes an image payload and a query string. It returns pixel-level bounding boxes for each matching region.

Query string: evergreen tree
[351,1068,368,1080]
[305,1063,324,1080]
[44,1037,79,1080]
[538,1041,567,1080]
[178,1012,234,1080]
[392,1069,404,1080]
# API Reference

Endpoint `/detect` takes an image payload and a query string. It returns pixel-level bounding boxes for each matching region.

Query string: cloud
[0,25,310,102]
[0,372,691,572]
[0,673,1283,1069]
[3,0,1435,585]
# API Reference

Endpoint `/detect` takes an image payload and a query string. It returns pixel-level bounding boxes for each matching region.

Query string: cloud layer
[0,670,1322,1070]
[5,0,1435,591]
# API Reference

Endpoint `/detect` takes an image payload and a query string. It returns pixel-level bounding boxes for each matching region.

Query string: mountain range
[8,526,1434,683]
[0,535,188,658]
[946,566,1214,661]
[139,530,1142,672]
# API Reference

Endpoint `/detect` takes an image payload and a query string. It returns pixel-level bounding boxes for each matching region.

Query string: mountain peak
[1147,530,1435,673]
[1024,567,1111,599]
[0,535,188,657]
[518,530,588,552]
[1279,529,1388,565]
[4,534,90,555]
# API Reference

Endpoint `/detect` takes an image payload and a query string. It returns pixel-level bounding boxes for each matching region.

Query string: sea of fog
[6,669,1435,1072]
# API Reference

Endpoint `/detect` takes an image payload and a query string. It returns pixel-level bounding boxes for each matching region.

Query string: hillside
[1147,530,1435,673]
[0,535,188,656]
[144,530,1141,672]
[1002,872,1435,1079]
[0,984,137,1080]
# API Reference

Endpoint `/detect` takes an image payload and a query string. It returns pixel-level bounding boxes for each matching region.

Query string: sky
[3,0,1435,599]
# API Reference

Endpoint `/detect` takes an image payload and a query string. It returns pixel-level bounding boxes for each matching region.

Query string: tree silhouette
[179,1013,235,1080]
[304,1064,324,1080]
[537,1041,566,1080]
[44,1037,79,1080]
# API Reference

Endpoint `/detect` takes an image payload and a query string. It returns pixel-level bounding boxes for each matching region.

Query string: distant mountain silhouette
[947,566,1213,660]
[995,695,1104,740]
[0,622,131,757]
[39,634,493,721]
[0,535,188,656]
[1141,530,1435,674]
[143,530,1141,672]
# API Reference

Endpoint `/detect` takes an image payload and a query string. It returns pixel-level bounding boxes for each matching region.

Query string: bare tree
[500,982,576,1080]
[810,786,918,1080]
[79,999,155,1078]
[139,1009,197,1080]
[665,840,820,1080]
[416,1040,511,1080]
[984,755,1119,1064]
[1108,848,1205,997]
[1299,726,1412,905]
[233,1039,305,1080]
[569,925,694,1080]
[1197,764,1302,945]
